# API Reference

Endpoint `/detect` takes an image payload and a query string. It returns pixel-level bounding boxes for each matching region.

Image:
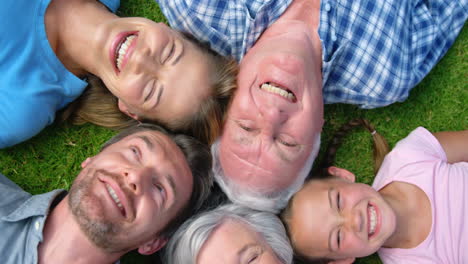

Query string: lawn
[0,0,466,263]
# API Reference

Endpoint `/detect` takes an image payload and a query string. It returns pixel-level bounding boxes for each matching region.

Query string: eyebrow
[138,135,154,150]
[165,173,178,206]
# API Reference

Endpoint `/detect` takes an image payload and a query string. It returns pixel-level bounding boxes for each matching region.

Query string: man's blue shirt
[157,0,467,108]
[0,173,66,264]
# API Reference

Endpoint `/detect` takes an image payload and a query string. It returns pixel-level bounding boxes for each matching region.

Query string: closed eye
[143,79,157,103]
[144,85,155,102]
[238,123,254,132]
[337,229,342,249]
[163,41,175,64]
[278,138,298,147]
[248,254,259,263]
[337,192,341,210]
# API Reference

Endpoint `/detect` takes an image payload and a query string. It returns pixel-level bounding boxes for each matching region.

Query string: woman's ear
[329,257,355,264]
[328,166,356,182]
[137,237,168,255]
[118,99,140,120]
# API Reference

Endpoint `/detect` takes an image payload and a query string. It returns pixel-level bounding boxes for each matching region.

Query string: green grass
[0,0,466,263]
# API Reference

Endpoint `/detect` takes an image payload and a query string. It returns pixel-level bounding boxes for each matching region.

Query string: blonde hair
[60,34,237,144]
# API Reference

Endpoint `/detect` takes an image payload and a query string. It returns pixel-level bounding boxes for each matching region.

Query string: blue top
[0,0,120,148]
[156,0,467,108]
[0,173,66,264]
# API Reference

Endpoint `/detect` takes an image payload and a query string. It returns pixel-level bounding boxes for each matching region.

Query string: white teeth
[106,183,123,210]
[368,204,377,236]
[260,83,296,101]
[116,35,136,71]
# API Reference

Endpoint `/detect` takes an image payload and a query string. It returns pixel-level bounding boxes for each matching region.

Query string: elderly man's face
[197,220,283,264]
[69,130,193,253]
[220,21,323,192]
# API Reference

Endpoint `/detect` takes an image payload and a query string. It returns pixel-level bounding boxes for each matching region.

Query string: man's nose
[259,106,287,125]
[123,167,151,195]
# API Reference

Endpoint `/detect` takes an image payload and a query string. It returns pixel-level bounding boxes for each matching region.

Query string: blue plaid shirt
[157,0,467,108]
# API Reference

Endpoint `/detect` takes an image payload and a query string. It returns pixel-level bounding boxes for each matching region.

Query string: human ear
[81,157,92,168]
[329,257,355,264]
[137,237,168,255]
[328,166,356,182]
[118,100,140,120]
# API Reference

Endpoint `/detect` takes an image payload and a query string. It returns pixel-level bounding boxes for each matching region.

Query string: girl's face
[93,18,213,124]
[287,171,397,263]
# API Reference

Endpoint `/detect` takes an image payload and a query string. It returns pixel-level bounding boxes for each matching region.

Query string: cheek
[342,234,374,256]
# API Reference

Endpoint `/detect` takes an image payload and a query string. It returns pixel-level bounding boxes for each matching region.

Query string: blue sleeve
[0,102,53,149]
[99,0,120,13]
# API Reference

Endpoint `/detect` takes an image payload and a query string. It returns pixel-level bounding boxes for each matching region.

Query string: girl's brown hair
[319,118,390,176]
[60,33,237,144]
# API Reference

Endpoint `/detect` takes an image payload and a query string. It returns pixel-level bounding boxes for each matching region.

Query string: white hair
[211,134,321,213]
[165,204,293,264]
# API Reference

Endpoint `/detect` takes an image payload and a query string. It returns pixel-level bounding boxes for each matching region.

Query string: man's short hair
[165,203,293,264]
[211,134,321,213]
[102,123,213,237]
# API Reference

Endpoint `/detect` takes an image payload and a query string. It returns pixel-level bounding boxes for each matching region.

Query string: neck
[270,0,323,66]
[281,0,321,32]
[379,182,431,249]
[378,190,408,248]
[45,0,116,77]
[38,196,122,264]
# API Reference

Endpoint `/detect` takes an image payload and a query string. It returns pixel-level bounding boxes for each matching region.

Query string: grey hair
[211,134,321,213]
[165,203,293,264]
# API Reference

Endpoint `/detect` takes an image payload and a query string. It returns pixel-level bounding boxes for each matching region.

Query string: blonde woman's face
[94,18,213,124]
[197,220,283,264]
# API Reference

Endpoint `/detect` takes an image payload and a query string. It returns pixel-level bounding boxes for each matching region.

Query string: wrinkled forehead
[219,134,302,191]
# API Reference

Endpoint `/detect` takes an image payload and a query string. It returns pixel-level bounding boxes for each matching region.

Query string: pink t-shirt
[372,127,468,264]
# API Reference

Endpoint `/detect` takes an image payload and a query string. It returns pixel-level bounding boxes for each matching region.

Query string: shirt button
[35,221,40,231]
[325,3,331,12]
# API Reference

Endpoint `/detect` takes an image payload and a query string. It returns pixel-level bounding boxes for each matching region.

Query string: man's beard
[68,169,133,253]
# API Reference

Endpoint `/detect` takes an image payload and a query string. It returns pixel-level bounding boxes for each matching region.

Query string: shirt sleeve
[0,99,54,149]
[99,0,120,13]
[390,127,447,163]
[372,127,446,189]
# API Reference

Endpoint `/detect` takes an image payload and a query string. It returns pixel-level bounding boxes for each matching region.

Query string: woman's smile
[110,31,139,74]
